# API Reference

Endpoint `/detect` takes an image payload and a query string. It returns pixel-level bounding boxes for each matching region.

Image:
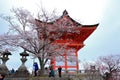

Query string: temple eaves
[35,10,99,28]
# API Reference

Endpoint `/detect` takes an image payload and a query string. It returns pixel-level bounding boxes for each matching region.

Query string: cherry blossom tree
[0,8,80,75]
[82,61,101,80]
[96,54,120,80]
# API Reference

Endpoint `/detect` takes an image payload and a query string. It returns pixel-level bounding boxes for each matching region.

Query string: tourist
[51,68,55,77]
[10,68,15,75]
[33,62,39,76]
[0,73,5,80]
[58,66,62,77]
[49,65,55,77]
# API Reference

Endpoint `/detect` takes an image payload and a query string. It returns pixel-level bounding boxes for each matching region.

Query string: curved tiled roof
[35,10,99,27]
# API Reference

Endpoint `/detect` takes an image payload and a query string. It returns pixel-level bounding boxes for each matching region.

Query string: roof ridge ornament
[63,9,68,16]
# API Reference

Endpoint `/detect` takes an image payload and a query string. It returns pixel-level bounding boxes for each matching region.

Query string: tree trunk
[37,57,45,76]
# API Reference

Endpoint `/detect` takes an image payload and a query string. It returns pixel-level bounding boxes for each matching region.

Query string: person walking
[10,68,15,75]
[49,65,55,77]
[58,66,62,77]
[51,68,55,77]
[33,62,39,76]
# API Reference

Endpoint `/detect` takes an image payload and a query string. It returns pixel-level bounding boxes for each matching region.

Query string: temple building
[35,10,99,71]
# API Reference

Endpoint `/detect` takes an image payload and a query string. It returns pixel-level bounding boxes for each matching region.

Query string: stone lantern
[12,50,30,77]
[2,49,11,64]
[20,50,29,66]
[0,49,11,75]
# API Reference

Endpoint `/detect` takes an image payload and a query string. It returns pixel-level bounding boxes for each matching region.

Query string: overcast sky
[0,0,120,70]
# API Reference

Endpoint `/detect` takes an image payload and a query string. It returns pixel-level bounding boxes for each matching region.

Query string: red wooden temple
[50,10,98,71]
[36,10,99,71]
